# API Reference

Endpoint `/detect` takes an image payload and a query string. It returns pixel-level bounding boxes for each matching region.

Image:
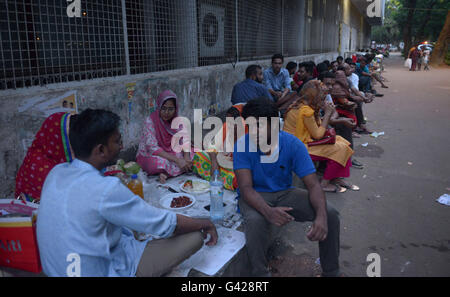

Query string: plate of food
[160,193,196,210]
[180,179,210,194]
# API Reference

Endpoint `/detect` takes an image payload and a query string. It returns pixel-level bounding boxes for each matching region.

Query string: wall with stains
[0,52,337,197]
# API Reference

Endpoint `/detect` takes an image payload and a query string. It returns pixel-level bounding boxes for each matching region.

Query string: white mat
[167,226,246,277]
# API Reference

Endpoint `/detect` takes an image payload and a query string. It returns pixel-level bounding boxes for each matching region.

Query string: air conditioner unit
[199,3,224,57]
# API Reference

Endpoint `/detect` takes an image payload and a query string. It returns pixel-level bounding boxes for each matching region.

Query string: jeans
[358,76,371,93]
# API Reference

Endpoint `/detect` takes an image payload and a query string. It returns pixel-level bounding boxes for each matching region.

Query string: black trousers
[334,123,353,149]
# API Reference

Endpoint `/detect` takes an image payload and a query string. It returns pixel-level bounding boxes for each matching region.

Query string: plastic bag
[404,58,412,69]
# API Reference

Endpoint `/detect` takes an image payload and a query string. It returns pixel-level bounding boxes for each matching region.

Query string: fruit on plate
[123,161,141,175]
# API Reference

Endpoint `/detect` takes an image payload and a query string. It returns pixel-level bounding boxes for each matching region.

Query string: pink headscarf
[150,90,180,153]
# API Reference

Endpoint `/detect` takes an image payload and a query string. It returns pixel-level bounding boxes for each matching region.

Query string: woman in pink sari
[136,90,193,183]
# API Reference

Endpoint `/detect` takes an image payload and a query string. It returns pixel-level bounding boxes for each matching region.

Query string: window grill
[0,0,343,90]
[0,0,125,90]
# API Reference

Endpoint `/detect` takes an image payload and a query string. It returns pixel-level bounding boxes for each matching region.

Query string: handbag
[308,128,336,146]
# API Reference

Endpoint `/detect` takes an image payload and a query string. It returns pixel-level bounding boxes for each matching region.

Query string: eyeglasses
[160,107,176,112]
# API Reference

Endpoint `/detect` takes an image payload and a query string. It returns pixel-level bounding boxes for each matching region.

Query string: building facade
[0,0,383,196]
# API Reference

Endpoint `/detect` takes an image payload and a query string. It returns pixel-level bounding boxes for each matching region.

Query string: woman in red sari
[15,112,76,202]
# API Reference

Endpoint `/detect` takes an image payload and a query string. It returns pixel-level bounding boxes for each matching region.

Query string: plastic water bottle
[210,170,224,224]
[127,174,144,199]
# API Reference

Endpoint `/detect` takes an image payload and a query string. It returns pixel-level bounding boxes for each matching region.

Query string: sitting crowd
[14,52,388,277]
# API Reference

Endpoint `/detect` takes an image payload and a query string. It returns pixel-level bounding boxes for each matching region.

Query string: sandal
[334,180,360,191]
[322,184,347,193]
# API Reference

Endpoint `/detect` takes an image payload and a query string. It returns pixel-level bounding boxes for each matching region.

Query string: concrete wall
[0,52,338,197]
[339,0,372,55]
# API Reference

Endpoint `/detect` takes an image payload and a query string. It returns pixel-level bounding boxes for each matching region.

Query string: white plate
[160,193,196,210]
[180,179,210,194]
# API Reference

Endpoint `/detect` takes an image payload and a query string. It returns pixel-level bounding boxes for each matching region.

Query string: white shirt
[349,73,360,91]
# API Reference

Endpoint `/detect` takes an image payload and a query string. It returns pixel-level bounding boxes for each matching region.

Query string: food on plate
[183,180,193,189]
[170,196,192,208]
[183,180,209,192]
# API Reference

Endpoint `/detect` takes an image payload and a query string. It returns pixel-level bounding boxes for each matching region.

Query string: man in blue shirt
[263,54,292,103]
[231,64,272,105]
[233,98,341,277]
[36,109,218,277]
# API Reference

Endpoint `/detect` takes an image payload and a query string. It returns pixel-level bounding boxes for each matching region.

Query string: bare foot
[159,173,168,184]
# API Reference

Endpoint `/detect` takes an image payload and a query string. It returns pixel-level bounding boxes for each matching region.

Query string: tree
[430,10,450,65]
[383,0,450,57]
[402,0,417,57]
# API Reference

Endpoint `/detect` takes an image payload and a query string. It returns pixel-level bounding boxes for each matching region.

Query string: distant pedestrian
[423,49,431,71]
[409,46,420,72]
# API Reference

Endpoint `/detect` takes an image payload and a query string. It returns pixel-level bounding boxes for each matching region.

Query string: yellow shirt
[283,104,353,167]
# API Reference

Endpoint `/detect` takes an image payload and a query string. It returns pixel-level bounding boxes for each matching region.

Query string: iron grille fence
[0,0,341,90]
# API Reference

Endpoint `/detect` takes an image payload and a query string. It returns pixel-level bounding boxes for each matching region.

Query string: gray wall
[0,52,338,197]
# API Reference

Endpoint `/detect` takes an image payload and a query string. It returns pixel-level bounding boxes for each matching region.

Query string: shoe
[375,93,384,97]
[352,159,364,169]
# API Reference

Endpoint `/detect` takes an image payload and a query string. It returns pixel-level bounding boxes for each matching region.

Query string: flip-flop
[337,183,360,191]
[323,184,347,193]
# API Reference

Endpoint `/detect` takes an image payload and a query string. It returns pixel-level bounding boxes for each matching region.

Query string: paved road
[272,53,450,277]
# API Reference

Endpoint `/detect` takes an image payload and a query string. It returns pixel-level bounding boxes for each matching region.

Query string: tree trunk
[430,11,450,66]
[402,0,417,57]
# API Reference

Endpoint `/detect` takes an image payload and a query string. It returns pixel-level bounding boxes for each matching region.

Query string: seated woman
[136,90,193,184]
[283,80,358,193]
[192,104,246,191]
[15,112,76,202]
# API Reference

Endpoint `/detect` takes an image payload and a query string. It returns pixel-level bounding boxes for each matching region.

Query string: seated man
[338,63,373,135]
[231,64,272,105]
[296,62,316,93]
[356,57,387,96]
[234,98,341,277]
[286,61,299,91]
[330,61,339,73]
[37,109,218,277]
[263,54,292,103]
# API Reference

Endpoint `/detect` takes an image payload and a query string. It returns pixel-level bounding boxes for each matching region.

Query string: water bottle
[210,170,224,224]
[127,174,144,199]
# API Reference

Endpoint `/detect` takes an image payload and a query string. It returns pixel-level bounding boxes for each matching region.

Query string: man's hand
[264,206,295,227]
[307,215,328,242]
[323,101,335,114]
[341,118,356,129]
[201,220,218,246]
[364,94,374,103]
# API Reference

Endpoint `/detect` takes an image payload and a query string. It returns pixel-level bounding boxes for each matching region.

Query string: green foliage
[372,0,450,44]
[445,49,450,65]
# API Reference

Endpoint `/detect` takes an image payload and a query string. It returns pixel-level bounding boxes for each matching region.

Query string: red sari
[15,112,74,201]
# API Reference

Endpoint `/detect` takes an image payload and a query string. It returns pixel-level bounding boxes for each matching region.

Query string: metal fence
[0,0,344,90]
